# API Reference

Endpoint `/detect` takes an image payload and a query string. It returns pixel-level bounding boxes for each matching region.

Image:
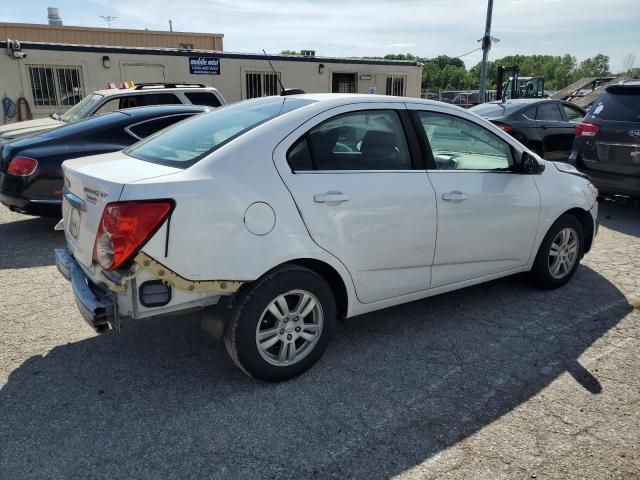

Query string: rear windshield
[126,97,315,167]
[469,103,524,119]
[588,90,640,122]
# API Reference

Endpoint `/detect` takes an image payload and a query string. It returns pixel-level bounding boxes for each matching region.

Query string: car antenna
[262,49,305,96]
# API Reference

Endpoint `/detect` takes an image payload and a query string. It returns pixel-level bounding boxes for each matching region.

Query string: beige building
[0,23,422,121]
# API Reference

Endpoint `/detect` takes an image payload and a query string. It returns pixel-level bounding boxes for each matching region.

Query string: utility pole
[478,0,494,103]
[169,20,173,32]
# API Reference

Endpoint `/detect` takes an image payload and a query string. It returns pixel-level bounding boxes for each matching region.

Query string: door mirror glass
[522,152,544,174]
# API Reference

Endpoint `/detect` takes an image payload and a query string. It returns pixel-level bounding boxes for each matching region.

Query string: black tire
[224,264,337,382]
[531,214,584,289]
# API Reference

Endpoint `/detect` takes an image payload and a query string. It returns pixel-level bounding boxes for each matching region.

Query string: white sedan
[55,94,598,381]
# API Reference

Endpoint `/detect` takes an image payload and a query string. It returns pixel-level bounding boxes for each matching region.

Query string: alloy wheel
[255,289,324,367]
[548,227,579,279]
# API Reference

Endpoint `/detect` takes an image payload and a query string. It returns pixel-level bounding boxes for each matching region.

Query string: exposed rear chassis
[55,248,119,332]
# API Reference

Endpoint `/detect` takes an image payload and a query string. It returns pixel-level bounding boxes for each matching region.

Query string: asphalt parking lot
[0,200,638,480]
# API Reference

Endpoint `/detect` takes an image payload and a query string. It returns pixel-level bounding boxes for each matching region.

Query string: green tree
[573,54,611,78]
[383,53,417,61]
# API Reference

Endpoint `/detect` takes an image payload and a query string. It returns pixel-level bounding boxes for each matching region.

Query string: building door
[331,73,357,93]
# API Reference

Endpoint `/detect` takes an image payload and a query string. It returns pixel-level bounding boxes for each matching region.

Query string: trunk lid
[62,151,181,267]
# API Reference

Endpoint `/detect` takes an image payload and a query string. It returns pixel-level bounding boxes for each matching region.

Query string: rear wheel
[224,265,336,382]
[531,214,584,288]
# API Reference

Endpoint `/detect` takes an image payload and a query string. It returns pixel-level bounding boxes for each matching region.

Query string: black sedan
[470,99,586,161]
[0,105,209,216]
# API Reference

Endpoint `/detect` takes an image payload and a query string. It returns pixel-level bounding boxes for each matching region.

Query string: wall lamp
[102,55,111,69]
[318,63,325,74]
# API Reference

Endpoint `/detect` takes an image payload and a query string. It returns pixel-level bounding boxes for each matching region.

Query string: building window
[28,65,84,108]
[386,75,406,96]
[332,73,357,93]
[178,43,194,50]
[245,71,281,99]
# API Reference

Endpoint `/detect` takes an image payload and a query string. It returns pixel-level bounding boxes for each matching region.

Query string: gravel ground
[0,199,638,480]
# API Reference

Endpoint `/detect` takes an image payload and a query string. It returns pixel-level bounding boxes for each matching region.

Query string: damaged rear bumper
[55,248,118,333]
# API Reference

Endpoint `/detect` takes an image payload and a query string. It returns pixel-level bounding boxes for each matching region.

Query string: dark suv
[570,80,640,198]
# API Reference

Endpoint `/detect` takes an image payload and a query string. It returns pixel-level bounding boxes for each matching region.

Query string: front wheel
[224,265,336,382]
[531,214,584,288]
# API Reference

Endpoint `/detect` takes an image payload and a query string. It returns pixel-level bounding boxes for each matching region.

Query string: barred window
[386,75,406,96]
[245,71,281,99]
[27,65,85,108]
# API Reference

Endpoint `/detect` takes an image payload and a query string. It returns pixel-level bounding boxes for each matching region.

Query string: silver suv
[0,83,226,141]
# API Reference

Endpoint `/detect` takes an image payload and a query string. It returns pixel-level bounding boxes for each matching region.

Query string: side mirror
[522,151,545,175]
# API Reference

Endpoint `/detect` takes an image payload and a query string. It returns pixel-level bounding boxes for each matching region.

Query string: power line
[453,47,482,59]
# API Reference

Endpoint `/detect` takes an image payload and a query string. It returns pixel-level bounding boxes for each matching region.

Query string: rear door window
[588,91,640,122]
[139,93,182,106]
[184,92,221,107]
[536,103,564,122]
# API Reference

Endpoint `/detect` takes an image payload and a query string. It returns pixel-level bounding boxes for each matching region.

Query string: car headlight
[588,182,598,203]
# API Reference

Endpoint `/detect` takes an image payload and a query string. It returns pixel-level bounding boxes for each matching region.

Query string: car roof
[483,98,553,106]
[92,86,218,96]
[606,79,640,92]
[116,104,210,119]
[284,93,448,108]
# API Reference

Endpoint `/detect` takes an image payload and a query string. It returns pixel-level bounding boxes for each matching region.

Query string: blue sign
[189,57,220,75]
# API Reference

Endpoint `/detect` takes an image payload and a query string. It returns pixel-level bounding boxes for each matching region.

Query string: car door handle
[314,192,350,203]
[441,191,467,202]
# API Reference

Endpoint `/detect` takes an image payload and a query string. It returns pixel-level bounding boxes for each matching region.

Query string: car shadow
[598,197,640,237]
[0,215,64,269]
[0,266,631,479]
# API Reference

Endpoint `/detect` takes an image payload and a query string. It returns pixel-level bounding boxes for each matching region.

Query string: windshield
[470,102,524,119]
[60,94,104,123]
[126,97,315,167]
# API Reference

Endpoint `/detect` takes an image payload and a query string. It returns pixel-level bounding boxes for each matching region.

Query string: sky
[3,0,639,71]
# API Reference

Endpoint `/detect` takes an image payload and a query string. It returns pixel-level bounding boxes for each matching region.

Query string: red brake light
[8,157,38,176]
[576,122,599,137]
[93,200,174,271]
[492,122,513,133]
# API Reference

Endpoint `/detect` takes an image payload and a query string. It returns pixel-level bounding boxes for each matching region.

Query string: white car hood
[0,117,64,139]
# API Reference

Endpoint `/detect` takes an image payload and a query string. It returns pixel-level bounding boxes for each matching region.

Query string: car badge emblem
[629,129,640,138]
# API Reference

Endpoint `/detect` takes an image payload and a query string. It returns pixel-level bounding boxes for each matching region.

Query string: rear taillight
[7,157,38,176]
[492,122,513,133]
[575,122,600,137]
[93,200,174,271]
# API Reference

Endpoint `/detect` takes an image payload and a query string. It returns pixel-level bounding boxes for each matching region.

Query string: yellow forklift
[496,66,545,100]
